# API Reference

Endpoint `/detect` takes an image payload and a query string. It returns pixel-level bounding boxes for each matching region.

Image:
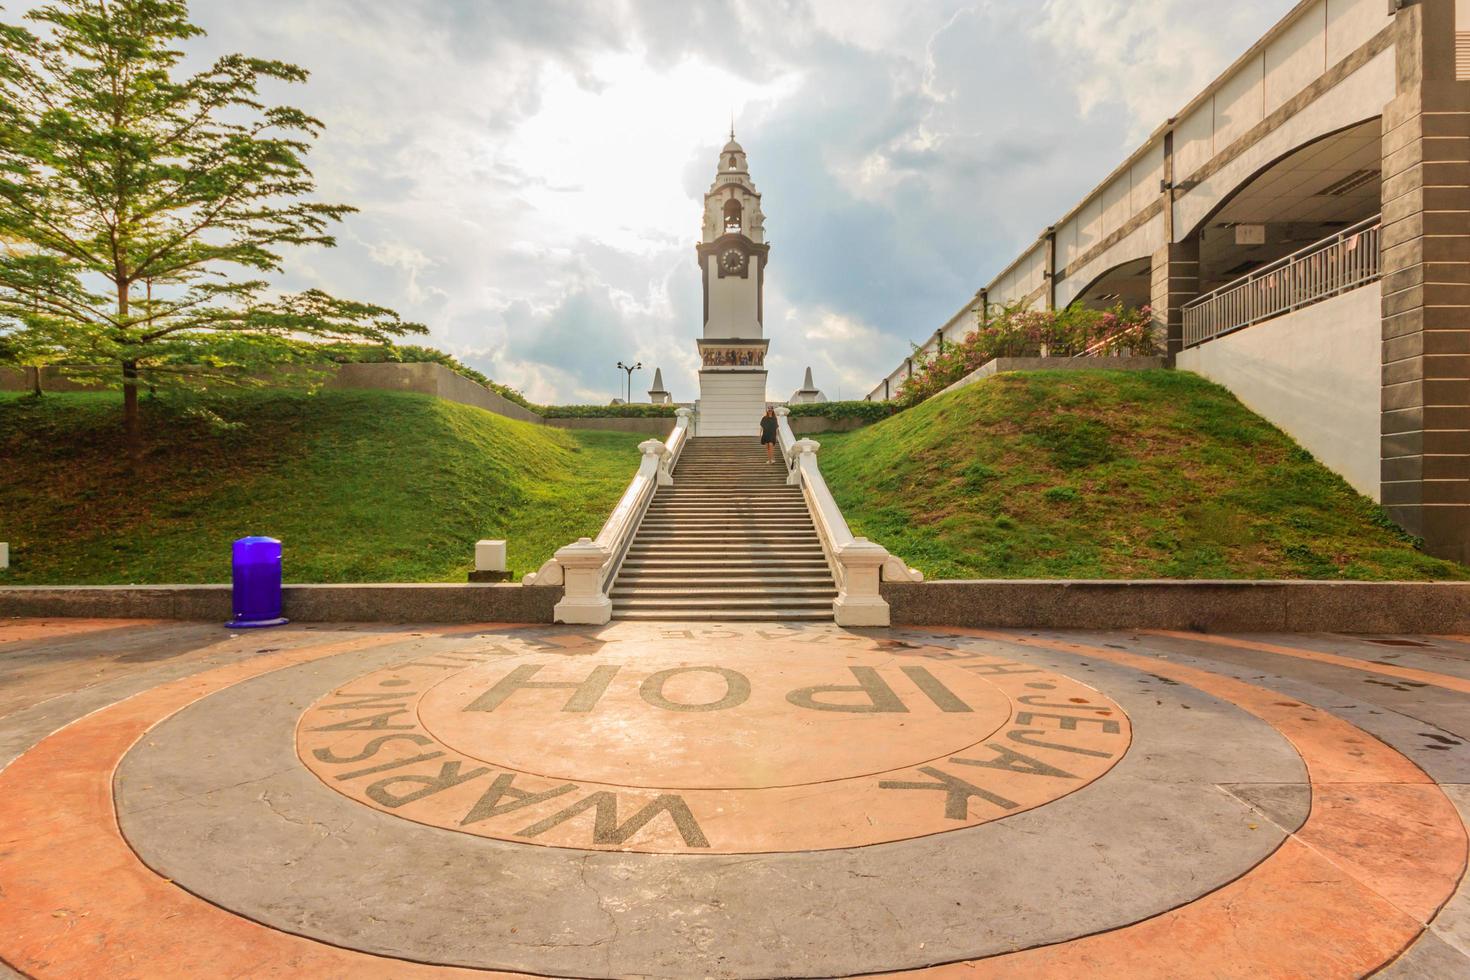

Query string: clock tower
[694,130,770,436]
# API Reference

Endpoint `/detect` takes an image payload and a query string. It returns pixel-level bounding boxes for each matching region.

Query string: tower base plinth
[697,371,768,437]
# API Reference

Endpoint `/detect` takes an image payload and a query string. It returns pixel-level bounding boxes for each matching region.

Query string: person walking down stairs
[760,407,779,464]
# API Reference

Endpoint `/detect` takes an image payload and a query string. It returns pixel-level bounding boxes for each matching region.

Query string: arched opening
[723,198,743,234]
[1068,256,1153,312]
[728,153,738,169]
[1184,118,1382,295]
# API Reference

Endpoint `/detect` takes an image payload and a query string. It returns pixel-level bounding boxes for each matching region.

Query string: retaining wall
[938,356,1168,399]
[1175,284,1382,500]
[2,363,873,436]
[6,579,1466,632]
[881,579,1470,633]
[0,583,562,624]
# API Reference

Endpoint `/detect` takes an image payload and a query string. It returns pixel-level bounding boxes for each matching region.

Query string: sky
[17,0,1297,404]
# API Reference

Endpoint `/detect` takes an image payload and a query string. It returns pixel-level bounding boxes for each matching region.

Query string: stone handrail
[774,408,921,627]
[525,407,693,623]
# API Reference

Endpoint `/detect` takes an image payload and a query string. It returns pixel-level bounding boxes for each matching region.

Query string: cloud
[2,0,1297,401]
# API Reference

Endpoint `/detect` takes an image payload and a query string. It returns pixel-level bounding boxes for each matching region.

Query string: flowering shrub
[895,303,1158,406]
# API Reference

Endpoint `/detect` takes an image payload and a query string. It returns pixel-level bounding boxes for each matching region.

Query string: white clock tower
[694,131,770,436]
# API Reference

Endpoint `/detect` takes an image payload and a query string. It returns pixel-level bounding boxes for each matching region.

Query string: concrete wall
[703,253,763,338]
[696,371,768,436]
[0,366,105,393]
[1176,283,1382,498]
[324,362,543,423]
[867,0,1397,401]
[544,417,676,436]
[0,583,562,624]
[882,579,1470,633]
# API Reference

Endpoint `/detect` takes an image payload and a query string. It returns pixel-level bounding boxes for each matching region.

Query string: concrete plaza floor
[0,618,1467,978]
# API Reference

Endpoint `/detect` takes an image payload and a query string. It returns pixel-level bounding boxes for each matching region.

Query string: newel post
[552,537,612,625]
[789,431,817,486]
[834,537,890,627]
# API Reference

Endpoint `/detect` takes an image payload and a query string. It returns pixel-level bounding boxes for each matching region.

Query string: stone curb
[881,580,1470,633]
[0,583,562,624]
[4,580,1468,632]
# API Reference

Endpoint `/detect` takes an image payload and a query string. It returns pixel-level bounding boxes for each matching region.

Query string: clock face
[720,248,745,274]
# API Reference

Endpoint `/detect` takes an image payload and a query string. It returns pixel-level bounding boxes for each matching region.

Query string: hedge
[786,400,896,423]
[538,403,680,418]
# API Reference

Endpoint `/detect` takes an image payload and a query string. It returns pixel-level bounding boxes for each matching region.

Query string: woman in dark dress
[760,407,779,463]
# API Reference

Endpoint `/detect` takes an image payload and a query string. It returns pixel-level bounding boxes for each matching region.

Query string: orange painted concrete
[884,628,1468,978]
[0,621,1464,978]
[0,626,523,979]
[297,632,1129,853]
[0,618,162,645]
[1146,629,1470,694]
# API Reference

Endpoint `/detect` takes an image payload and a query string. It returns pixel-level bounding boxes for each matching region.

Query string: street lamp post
[616,360,642,403]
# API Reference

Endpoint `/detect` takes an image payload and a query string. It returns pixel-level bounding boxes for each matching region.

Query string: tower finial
[730,110,735,141]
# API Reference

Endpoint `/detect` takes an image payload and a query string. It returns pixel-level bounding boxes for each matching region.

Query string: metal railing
[1182,215,1381,348]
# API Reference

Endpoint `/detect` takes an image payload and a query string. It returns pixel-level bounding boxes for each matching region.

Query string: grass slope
[817,370,1466,582]
[0,390,644,584]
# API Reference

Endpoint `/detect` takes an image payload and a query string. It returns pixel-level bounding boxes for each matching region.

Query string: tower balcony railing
[1182,214,1381,349]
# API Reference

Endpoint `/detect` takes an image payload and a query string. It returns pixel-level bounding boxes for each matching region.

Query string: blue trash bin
[229,536,289,628]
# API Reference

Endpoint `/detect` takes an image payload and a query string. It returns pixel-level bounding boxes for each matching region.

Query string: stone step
[648,501,807,508]
[626,544,826,554]
[642,514,811,521]
[612,609,833,622]
[636,529,816,537]
[614,570,834,578]
[638,517,814,526]
[615,575,835,587]
[646,505,808,512]
[613,587,837,600]
[613,596,835,611]
[634,531,819,540]
[618,561,831,571]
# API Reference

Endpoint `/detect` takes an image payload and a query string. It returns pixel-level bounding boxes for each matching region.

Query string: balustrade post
[551,537,612,625]
[834,537,891,627]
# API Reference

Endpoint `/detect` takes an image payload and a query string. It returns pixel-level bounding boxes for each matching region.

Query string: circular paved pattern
[113,625,1309,976]
[294,631,1130,852]
[1,620,1465,979]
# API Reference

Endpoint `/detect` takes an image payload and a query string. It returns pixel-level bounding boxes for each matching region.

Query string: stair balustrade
[773,408,922,627]
[526,407,693,624]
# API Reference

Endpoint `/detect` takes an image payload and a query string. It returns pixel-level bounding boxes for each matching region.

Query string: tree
[0,0,425,455]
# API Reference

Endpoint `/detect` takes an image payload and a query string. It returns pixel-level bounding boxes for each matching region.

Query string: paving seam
[1145,629,1470,694]
[3,622,1460,978]
[1043,628,1470,781]
[1,626,521,979]
[967,633,1467,926]
[114,630,1296,976]
[882,627,1466,977]
[0,625,410,769]
[991,632,1463,926]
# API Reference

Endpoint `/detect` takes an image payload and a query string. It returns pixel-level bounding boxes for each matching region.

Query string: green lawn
[817,370,1467,582]
[0,389,644,584]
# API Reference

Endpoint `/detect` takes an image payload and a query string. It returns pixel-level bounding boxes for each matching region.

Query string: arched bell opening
[723,198,743,234]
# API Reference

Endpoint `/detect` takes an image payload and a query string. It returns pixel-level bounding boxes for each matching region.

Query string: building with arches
[866,0,1470,564]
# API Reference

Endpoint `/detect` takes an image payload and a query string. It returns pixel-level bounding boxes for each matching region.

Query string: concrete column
[1044,230,1058,312]
[1149,240,1200,356]
[1380,0,1470,563]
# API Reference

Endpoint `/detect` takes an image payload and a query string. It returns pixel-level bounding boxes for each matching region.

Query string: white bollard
[475,539,507,572]
[469,539,510,582]
[0,542,7,569]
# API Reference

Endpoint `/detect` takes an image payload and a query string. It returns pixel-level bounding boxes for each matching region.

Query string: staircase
[610,437,837,621]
